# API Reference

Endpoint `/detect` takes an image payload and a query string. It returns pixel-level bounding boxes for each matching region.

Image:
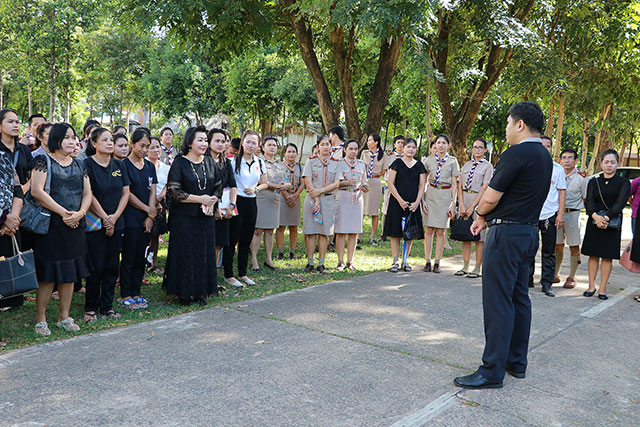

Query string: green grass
[0,218,461,352]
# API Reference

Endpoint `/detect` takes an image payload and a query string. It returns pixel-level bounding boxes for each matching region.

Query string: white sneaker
[224,277,244,288]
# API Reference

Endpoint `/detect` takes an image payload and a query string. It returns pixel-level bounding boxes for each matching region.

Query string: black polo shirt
[0,140,33,184]
[85,157,131,231]
[485,138,552,223]
[122,157,157,228]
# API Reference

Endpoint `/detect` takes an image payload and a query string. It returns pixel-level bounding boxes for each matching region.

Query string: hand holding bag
[0,235,39,300]
[402,210,420,241]
[20,155,52,235]
[592,178,621,229]
[450,214,480,242]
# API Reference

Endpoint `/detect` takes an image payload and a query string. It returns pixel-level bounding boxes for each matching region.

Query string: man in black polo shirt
[454,101,552,389]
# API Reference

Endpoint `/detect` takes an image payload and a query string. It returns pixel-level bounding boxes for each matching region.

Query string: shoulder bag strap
[44,155,52,194]
[595,178,610,211]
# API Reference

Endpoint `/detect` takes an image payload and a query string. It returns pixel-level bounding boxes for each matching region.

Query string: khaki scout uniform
[360,149,387,216]
[422,154,460,228]
[459,158,493,241]
[256,156,285,229]
[302,155,339,236]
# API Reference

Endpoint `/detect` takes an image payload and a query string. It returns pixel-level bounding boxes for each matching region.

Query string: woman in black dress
[164,126,223,305]
[31,123,92,335]
[581,149,630,300]
[383,138,426,273]
[208,127,237,267]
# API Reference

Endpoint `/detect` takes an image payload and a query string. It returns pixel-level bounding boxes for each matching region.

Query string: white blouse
[230,155,265,198]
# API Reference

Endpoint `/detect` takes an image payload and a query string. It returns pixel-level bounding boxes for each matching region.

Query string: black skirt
[163,213,218,299]
[581,219,623,260]
[34,225,91,283]
[215,218,230,247]
[383,198,424,240]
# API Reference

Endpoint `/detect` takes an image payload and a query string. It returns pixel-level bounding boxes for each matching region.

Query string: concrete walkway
[2,245,639,426]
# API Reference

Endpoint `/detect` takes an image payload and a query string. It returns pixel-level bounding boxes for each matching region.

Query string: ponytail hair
[234,129,260,174]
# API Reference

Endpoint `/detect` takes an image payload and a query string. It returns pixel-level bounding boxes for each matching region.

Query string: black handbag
[20,155,52,235]
[0,235,39,300]
[402,211,420,241]
[450,215,480,241]
[591,179,621,230]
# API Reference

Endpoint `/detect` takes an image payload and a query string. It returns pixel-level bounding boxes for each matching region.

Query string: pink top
[631,176,640,218]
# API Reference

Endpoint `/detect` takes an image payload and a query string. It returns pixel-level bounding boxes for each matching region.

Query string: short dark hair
[230,137,241,150]
[181,125,208,155]
[393,135,406,144]
[328,126,345,141]
[48,123,71,152]
[208,128,226,141]
[434,134,450,144]
[131,127,151,145]
[342,138,359,157]
[262,135,278,147]
[601,149,619,162]
[112,125,126,134]
[160,127,173,136]
[540,135,552,145]
[28,113,46,126]
[404,137,417,148]
[560,148,578,160]
[114,133,128,145]
[507,101,544,134]
[150,136,161,146]
[0,108,18,126]
[473,138,487,148]
[86,127,111,156]
[283,143,298,153]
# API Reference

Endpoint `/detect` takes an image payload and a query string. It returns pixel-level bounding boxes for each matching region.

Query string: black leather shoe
[505,367,526,379]
[317,265,327,274]
[583,289,596,297]
[303,264,314,273]
[598,293,608,300]
[541,285,555,297]
[453,372,503,389]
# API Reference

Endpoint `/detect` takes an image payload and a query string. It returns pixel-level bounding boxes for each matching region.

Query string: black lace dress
[162,155,223,302]
[32,155,90,283]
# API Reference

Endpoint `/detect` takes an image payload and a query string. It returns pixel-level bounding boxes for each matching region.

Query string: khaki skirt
[303,194,335,236]
[422,187,451,229]
[256,190,280,229]
[334,190,363,234]
[462,191,486,241]
[279,196,301,227]
[363,177,382,216]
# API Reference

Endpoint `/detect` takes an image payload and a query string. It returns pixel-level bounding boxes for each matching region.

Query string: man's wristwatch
[474,206,485,219]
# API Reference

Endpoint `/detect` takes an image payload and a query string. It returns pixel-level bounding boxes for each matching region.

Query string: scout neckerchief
[331,143,344,153]
[162,144,175,164]
[367,148,379,178]
[284,160,298,192]
[318,155,330,187]
[464,158,483,190]
[433,153,449,188]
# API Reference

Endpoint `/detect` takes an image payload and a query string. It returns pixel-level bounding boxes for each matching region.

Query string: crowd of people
[0,106,639,338]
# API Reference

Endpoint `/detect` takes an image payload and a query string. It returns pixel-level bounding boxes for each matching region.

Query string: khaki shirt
[360,149,386,177]
[330,145,344,161]
[260,156,286,186]
[565,168,588,210]
[384,151,404,179]
[460,159,493,192]
[303,156,340,194]
[337,159,367,190]
[282,161,303,192]
[422,155,460,187]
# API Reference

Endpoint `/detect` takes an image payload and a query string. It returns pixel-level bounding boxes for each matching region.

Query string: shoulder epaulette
[308,155,317,159]
[578,171,586,177]
[330,157,339,161]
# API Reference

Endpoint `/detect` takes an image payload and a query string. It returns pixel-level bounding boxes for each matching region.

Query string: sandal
[102,309,121,319]
[134,297,149,309]
[83,311,98,322]
[389,263,399,273]
[336,262,345,271]
[467,273,481,279]
[149,266,164,275]
[121,297,139,309]
[56,317,80,332]
[35,321,51,336]
[455,270,468,276]
[634,295,640,303]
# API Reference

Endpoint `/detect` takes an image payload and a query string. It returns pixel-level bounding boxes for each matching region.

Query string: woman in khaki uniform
[421,134,460,273]
[456,138,493,278]
[360,134,386,244]
[276,143,305,260]
[336,139,369,270]
[302,136,341,274]
[251,137,290,271]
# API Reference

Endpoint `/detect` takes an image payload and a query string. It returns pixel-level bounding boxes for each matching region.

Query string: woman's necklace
[190,159,207,191]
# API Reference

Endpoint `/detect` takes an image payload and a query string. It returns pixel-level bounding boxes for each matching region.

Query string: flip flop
[455,270,468,276]
[467,273,481,278]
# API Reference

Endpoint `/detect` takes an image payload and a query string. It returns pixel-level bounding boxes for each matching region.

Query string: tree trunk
[49,45,56,121]
[430,1,535,160]
[281,106,286,159]
[331,24,360,140]
[553,93,564,161]
[298,119,307,163]
[384,118,390,150]
[425,78,432,142]
[587,104,612,175]
[64,51,70,122]
[361,33,405,140]
[282,0,337,134]
[0,69,3,109]
[259,118,273,138]
[580,119,589,172]
[27,84,33,116]
[620,130,628,166]
[545,99,555,137]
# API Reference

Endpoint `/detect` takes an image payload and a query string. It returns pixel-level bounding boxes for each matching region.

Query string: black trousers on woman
[223,196,257,278]
[120,227,148,298]
[85,229,123,313]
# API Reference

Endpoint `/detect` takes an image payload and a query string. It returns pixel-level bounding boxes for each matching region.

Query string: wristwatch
[474,206,485,218]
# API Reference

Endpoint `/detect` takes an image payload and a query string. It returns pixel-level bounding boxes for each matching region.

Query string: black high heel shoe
[583,289,596,297]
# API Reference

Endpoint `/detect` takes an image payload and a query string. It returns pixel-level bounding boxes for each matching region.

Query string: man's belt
[488,219,538,226]
[429,183,451,189]
[369,173,381,178]
[565,208,581,212]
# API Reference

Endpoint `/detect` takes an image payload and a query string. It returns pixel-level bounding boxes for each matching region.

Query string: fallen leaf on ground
[603,390,609,395]
[148,331,155,340]
[255,340,265,345]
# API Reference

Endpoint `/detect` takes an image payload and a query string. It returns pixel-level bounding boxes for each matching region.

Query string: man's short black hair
[230,137,241,150]
[28,113,46,126]
[540,135,552,144]
[507,101,544,134]
[393,135,406,144]
[328,126,345,141]
[560,148,578,160]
